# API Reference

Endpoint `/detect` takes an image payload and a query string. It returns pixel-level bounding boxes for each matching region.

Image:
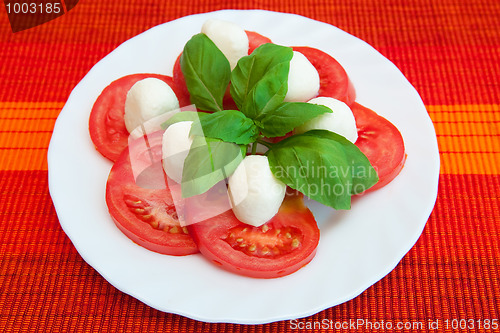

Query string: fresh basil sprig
[267,130,378,209]
[180,33,230,112]
[190,110,258,145]
[177,33,378,208]
[230,44,293,119]
[257,102,332,138]
[298,130,379,195]
[181,136,246,198]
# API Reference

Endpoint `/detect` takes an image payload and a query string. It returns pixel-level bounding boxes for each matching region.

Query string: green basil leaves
[257,102,331,138]
[181,136,246,198]
[190,110,258,145]
[231,44,293,119]
[180,34,230,112]
[173,32,378,208]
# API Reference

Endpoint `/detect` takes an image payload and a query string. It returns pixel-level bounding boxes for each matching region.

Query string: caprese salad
[89,19,406,278]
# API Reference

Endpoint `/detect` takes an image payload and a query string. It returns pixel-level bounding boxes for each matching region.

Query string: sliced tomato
[352,103,406,191]
[246,30,272,54]
[89,74,190,162]
[106,131,198,255]
[292,46,356,106]
[172,54,190,108]
[187,191,319,278]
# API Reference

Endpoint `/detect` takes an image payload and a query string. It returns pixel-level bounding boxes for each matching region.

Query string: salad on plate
[88,18,406,279]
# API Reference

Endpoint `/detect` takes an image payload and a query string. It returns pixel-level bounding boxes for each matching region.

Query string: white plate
[48,10,439,324]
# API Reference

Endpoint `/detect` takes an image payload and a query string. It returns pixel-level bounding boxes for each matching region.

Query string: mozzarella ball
[124,78,180,133]
[201,19,249,70]
[162,121,194,184]
[284,51,320,102]
[295,97,358,143]
[228,155,286,227]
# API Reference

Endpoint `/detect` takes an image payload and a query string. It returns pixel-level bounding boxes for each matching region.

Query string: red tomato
[187,191,320,278]
[106,131,198,255]
[351,103,406,191]
[246,30,272,54]
[89,74,190,162]
[172,54,190,108]
[292,46,356,106]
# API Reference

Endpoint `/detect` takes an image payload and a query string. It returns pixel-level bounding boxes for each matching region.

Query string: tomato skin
[89,74,190,162]
[187,192,320,278]
[292,46,356,106]
[106,131,198,255]
[246,30,272,54]
[351,103,406,191]
[172,54,191,109]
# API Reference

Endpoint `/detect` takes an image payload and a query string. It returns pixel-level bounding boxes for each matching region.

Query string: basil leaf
[181,136,245,198]
[267,130,377,209]
[241,62,290,120]
[180,33,230,112]
[161,111,209,128]
[300,130,379,194]
[258,102,332,137]
[190,110,258,145]
[268,133,351,209]
[231,44,293,115]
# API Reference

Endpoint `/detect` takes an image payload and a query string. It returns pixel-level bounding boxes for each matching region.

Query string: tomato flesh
[106,131,198,255]
[246,30,272,54]
[187,191,320,278]
[89,74,190,162]
[224,224,303,258]
[292,46,356,106]
[352,103,406,191]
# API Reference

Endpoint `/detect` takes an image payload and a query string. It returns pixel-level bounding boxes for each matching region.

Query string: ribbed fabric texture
[0,0,499,331]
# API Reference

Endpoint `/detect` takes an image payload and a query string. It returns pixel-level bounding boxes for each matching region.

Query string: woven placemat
[0,0,498,331]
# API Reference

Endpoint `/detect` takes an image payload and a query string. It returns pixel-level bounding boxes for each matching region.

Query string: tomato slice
[351,103,406,191]
[89,74,190,162]
[106,131,198,255]
[292,46,356,106]
[187,191,320,278]
[246,30,272,54]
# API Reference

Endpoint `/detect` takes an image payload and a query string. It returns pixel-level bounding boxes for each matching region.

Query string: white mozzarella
[284,51,320,103]
[124,78,180,133]
[162,121,194,184]
[228,155,286,227]
[201,19,249,70]
[295,97,358,143]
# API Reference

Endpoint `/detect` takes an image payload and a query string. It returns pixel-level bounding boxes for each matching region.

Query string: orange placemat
[1,1,499,332]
